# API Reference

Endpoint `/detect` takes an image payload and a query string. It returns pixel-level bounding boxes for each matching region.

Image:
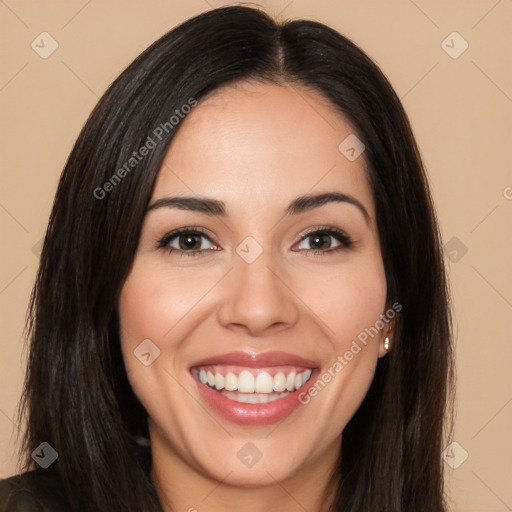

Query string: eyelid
[157,224,353,257]
[295,225,353,248]
[157,226,219,250]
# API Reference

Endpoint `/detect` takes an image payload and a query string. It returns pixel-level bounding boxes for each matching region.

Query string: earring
[384,337,391,351]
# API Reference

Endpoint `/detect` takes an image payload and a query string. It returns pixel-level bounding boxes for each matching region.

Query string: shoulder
[0,471,69,512]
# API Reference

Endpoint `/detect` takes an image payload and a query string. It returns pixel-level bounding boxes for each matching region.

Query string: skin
[119,81,394,512]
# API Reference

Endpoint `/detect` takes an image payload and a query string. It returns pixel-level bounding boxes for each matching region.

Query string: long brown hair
[18,6,454,511]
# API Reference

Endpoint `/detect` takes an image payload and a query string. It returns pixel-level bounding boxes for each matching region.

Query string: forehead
[153,81,374,218]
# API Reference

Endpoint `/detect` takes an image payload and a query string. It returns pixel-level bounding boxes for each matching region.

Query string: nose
[217,250,300,337]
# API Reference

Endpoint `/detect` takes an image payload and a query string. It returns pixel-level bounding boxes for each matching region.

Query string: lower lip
[193,371,318,426]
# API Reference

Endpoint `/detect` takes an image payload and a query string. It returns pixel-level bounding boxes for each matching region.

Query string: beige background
[1,1,511,510]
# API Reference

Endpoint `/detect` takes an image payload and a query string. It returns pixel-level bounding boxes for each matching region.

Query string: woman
[0,5,453,511]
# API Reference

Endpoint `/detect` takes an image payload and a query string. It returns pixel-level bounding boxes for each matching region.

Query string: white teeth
[286,371,296,392]
[197,368,313,394]
[255,372,274,393]
[221,390,290,403]
[214,373,225,390]
[273,372,286,392]
[258,393,269,403]
[224,372,237,391]
[238,370,255,393]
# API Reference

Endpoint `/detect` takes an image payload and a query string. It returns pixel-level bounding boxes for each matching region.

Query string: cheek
[294,255,387,429]
[117,262,196,429]
[117,258,225,410]
[117,262,186,396]
[118,259,218,347]
[299,256,387,344]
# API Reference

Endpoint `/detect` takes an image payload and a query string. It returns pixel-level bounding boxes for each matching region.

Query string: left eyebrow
[285,192,370,225]
[147,191,370,224]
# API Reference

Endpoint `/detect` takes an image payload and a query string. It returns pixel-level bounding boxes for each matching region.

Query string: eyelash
[157,226,353,258]
[157,227,217,257]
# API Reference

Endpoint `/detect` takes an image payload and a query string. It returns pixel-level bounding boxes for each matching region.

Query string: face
[119,81,393,492]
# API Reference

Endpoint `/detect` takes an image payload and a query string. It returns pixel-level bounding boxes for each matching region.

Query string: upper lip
[189,351,319,369]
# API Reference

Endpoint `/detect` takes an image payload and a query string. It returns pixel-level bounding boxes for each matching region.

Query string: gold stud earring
[384,337,391,351]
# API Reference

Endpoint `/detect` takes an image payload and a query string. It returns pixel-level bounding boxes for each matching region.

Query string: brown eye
[158,228,218,256]
[177,233,203,250]
[307,233,335,250]
[295,228,353,253]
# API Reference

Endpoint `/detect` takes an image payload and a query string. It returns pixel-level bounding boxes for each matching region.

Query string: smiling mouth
[189,351,319,425]
[191,365,313,404]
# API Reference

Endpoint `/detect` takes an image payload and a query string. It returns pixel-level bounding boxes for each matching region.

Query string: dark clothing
[0,471,69,511]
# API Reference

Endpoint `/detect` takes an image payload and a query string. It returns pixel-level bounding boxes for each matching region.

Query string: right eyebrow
[147,196,226,216]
